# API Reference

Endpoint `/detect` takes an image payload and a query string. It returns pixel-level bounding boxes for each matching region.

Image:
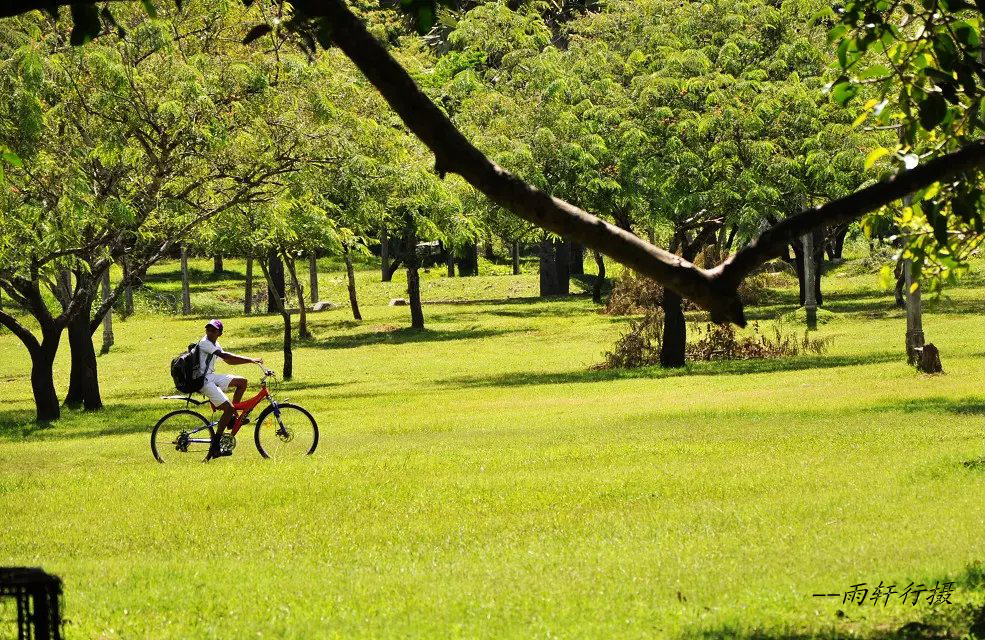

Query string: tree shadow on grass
[437,352,902,390]
[867,396,985,415]
[247,326,518,352]
[0,404,162,442]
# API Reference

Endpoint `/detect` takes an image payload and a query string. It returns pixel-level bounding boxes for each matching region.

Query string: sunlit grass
[1,250,984,638]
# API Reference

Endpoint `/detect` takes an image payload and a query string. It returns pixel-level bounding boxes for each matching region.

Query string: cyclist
[198,319,265,461]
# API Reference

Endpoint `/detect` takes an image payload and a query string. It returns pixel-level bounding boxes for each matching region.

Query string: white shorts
[200,374,234,406]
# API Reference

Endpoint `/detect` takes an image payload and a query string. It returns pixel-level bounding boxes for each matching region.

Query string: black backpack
[170,342,216,394]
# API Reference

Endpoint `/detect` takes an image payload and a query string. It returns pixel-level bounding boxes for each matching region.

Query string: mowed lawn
[2,252,985,639]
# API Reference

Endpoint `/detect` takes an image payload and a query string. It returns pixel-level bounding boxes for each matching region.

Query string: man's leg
[206,402,236,460]
[229,377,248,405]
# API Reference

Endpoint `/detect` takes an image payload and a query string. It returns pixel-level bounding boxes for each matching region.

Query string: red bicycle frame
[209,385,269,436]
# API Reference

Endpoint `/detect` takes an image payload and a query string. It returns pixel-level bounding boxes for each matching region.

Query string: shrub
[595,308,664,369]
[596,315,832,370]
[687,321,832,361]
[603,269,664,315]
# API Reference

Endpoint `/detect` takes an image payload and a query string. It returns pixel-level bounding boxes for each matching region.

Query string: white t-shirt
[198,337,223,378]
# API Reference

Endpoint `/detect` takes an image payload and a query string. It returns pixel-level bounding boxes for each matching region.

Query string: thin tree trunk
[257,259,293,380]
[309,253,319,303]
[267,249,285,313]
[244,254,253,314]
[483,231,495,261]
[446,246,455,277]
[381,228,391,282]
[569,242,584,275]
[122,258,133,318]
[100,269,113,354]
[660,290,686,368]
[282,312,293,379]
[213,254,223,274]
[181,246,191,315]
[285,255,310,339]
[344,248,362,321]
[512,241,520,275]
[592,251,606,304]
[405,219,424,329]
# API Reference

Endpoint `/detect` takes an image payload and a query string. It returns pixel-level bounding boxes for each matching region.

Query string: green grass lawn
[2,249,985,638]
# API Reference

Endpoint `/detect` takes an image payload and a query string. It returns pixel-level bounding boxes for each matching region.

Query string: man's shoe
[204,440,233,462]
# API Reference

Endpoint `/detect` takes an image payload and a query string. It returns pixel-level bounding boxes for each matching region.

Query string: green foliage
[827,0,985,286]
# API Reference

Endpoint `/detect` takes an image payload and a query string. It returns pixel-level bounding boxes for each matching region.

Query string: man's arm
[216,352,262,366]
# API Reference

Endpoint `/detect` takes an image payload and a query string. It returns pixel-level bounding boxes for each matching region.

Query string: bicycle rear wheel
[254,403,318,459]
[151,409,214,464]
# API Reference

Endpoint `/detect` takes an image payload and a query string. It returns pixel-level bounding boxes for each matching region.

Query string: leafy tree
[0,3,309,419]
[4,0,984,327]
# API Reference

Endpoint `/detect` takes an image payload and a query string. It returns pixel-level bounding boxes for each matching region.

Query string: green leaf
[859,64,891,80]
[140,0,158,18]
[1,151,22,167]
[832,81,858,106]
[864,147,890,169]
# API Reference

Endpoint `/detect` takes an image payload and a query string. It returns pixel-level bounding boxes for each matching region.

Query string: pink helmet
[205,319,224,334]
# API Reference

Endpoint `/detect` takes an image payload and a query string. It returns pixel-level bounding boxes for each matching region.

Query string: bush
[596,315,832,370]
[595,308,664,369]
[603,270,664,315]
[687,321,831,361]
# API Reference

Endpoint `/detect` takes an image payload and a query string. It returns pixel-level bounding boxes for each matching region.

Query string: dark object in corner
[0,567,63,639]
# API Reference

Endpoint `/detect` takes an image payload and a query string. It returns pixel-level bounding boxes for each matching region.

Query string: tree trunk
[308,253,319,303]
[213,254,223,274]
[181,246,191,315]
[381,228,391,282]
[100,269,113,354]
[244,255,253,314]
[539,237,559,296]
[344,248,362,321]
[31,339,61,422]
[456,243,478,276]
[592,251,606,304]
[555,239,571,295]
[405,219,425,329]
[267,249,285,313]
[285,255,310,339]
[512,241,520,275]
[122,258,134,319]
[484,231,495,261]
[569,242,584,275]
[792,234,824,307]
[64,311,102,411]
[446,246,455,277]
[257,258,293,380]
[660,290,686,368]
[282,311,293,380]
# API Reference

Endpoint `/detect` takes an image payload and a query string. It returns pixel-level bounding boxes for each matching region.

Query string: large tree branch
[297,0,985,325]
[712,141,985,291]
[0,308,41,355]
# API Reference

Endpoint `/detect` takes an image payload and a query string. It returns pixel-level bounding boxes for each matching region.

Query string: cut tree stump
[916,343,943,374]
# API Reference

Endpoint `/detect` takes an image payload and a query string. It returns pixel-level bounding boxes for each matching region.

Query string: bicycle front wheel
[151,409,214,464]
[254,403,318,459]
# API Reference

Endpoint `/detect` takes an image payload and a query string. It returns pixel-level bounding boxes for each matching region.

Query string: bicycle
[151,363,318,463]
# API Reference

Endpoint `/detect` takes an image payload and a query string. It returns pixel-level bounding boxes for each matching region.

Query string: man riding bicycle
[198,319,267,461]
